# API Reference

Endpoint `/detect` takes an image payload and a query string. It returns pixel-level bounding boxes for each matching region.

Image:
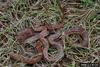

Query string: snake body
[9,23,89,64]
[9,41,43,64]
[64,26,89,47]
[46,32,64,62]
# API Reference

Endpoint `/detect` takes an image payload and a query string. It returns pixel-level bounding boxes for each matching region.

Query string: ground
[0,0,100,67]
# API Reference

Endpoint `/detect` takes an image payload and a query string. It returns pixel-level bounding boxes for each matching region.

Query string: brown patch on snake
[16,27,35,43]
[43,32,64,62]
[45,23,64,31]
[64,26,89,47]
[9,26,49,64]
[9,40,43,64]
[11,4,89,63]
[34,40,43,53]
[16,22,64,43]
[9,52,42,64]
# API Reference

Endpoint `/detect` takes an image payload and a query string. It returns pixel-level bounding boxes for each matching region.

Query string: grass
[0,0,100,67]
